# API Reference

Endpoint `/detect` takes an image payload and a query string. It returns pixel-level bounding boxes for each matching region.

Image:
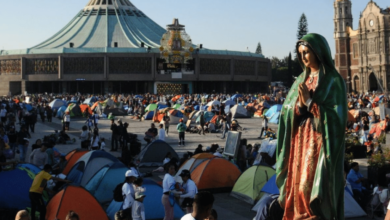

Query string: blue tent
[264,104,282,118]
[84,97,97,105]
[134,95,143,99]
[16,163,41,175]
[85,162,127,206]
[56,105,67,118]
[268,112,280,124]
[262,101,271,109]
[106,179,184,220]
[261,174,279,195]
[67,150,119,186]
[223,100,235,106]
[196,111,215,123]
[49,99,67,111]
[0,169,35,209]
[194,105,200,110]
[231,94,243,100]
[157,104,168,109]
[144,111,154,120]
[202,105,208,111]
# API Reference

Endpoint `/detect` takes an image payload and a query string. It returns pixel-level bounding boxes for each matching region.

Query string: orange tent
[191,158,241,191]
[369,120,386,138]
[91,101,104,111]
[63,149,89,175]
[46,185,109,220]
[347,111,355,123]
[79,104,93,115]
[175,153,215,183]
[210,115,219,124]
[172,95,182,102]
[349,109,360,118]
[153,110,165,123]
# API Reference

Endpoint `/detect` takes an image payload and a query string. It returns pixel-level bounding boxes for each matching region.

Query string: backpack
[113,182,125,202]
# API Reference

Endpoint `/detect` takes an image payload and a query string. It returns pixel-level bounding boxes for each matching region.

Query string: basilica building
[334,0,390,93]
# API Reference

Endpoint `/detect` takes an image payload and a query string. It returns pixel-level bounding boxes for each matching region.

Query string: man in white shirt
[123,170,138,220]
[181,192,214,220]
[178,170,198,213]
[158,124,166,141]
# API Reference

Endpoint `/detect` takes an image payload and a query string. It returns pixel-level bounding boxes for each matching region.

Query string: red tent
[46,185,109,220]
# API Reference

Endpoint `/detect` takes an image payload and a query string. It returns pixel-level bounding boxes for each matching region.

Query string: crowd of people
[1,90,390,220]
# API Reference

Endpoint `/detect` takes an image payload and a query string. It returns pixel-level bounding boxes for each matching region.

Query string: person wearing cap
[132,192,146,220]
[123,170,139,220]
[177,170,198,213]
[176,119,187,146]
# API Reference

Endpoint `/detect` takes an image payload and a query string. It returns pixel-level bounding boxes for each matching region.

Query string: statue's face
[298,45,318,69]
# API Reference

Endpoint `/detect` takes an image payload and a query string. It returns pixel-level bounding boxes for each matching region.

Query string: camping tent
[230,105,250,118]
[143,111,155,120]
[103,108,127,116]
[56,106,67,118]
[196,111,215,123]
[79,104,93,115]
[231,94,243,100]
[16,163,42,175]
[173,103,182,110]
[145,104,158,112]
[137,140,179,167]
[49,99,67,111]
[83,97,97,105]
[231,166,276,204]
[168,109,186,124]
[106,179,184,220]
[0,168,38,210]
[191,158,241,191]
[85,162,128,206]
[67,151,119,186]
[264,105,282,118]
[251,179,366,218]
[46,185,109,220]
[66,103,82,117]
[223,100,235,106]
[174,153,215,183]
[63,149,89,175]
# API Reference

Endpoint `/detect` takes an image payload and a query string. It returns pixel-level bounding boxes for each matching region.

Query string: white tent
[230,105,250,118]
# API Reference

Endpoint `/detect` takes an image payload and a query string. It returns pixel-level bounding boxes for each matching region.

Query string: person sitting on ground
[65,210,80,220]
[58,130,72,144]
[205,209,218,220]
[29,144,48,169]
[180,191,215,220]
[15,210,30,220]
[132,192,146,220]
[213,148,223,158]
[207,122,217,133]
[347,162,369,209]
[194,145,203,155]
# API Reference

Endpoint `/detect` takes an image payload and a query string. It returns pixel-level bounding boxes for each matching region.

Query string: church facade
[334,0,390,93]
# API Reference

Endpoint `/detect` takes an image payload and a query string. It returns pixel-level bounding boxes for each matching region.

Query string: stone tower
[334,0,353,86]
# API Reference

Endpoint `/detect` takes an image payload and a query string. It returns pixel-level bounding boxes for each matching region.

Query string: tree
[255,42,262,54]
[297,13,308,41]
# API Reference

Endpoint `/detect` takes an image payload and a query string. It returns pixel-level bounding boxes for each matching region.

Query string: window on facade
[353,43,359,58]
[345,7,348,14]
[102,0,106,4]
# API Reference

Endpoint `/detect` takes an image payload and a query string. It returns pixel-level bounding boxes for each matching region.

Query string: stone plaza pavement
[18,116,377,220]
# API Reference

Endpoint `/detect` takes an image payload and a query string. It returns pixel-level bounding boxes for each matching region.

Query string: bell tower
[334,0,353,85]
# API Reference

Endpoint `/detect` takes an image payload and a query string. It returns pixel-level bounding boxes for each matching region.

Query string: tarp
[174,153,215,183]
[145,104,158,112]
[46,185,109,220]
[49,99,67,111]
[79,104,93,115]
[231,166,275,204]
[63,149,89,175]
[67,151,119,186]
[66,103,82,117]
[137,140,179,167]
[106,179,184,220]
[143,111,155,120]
[85,162,128,206]
[230,105,250,118]
[191,158,241,191]
[0,168,36,210]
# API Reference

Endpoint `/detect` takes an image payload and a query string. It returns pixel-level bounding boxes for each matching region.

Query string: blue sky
[0,0,388,59]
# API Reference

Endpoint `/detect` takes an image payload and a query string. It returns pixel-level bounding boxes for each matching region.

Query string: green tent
[230,165,275,204]
[173,104,181,110]
[66,103,82,117]
[145,104,158,112]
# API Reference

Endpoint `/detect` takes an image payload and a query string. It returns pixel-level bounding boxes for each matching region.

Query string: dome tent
[136,140,179,167]
[231,165,275,204]
[191,158,241,191]
[174,153,215,183]
[62,149,89,175]
[67,151,119,186]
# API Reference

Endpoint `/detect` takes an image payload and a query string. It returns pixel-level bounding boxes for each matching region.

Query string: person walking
[198,112,205,135]
[257,115,268,139]
[158,124,166,141]
[29,164,70,220]
[63,112,70,131]
[17,126,30,162]
[46,106,52,122]
[110,119,119,151]
[176,119,187,146]
[220,115,229,139]
[163,113,170,137]
[90,129,100,151]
